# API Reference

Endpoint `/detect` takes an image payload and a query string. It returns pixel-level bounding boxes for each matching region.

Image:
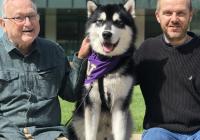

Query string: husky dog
[68,0,137,140]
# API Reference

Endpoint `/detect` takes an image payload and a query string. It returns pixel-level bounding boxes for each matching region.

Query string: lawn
[60,85,145,133]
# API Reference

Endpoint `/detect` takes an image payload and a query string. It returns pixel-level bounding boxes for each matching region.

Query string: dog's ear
[87,1,97,18]
[124,0,136,18]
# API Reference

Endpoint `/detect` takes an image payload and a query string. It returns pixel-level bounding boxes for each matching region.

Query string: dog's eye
[96,20,104,26]
[114,20,124,27]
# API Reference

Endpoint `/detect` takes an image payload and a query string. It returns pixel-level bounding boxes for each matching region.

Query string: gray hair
[1,0,37,17]
[156,0,192,11]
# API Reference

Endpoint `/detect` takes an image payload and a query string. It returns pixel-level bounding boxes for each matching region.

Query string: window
[57,9,87,57]
[145,9,162,39]
[190,10,200,35]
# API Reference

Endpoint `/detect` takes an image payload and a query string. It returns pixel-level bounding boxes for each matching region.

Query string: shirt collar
[162,31,196,47]
[2,33,16,53]
[2,32,41,55]
[33,37,42,54]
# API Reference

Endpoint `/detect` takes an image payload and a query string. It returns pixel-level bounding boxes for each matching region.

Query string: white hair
[1,0,37,17]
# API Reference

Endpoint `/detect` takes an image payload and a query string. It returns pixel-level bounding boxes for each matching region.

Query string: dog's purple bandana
[84,52,121,84]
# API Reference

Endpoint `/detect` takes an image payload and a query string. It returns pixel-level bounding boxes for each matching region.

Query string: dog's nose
[102,31,112,40]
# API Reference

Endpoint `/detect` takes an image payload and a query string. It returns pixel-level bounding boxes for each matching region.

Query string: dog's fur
[68,0,137,140]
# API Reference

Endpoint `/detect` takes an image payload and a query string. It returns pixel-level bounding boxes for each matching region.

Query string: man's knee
[142,128,176,140]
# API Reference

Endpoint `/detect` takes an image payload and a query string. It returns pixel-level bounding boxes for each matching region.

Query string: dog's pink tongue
[103,43,114,53]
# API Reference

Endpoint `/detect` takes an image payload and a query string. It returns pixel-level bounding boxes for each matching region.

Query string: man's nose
[171,13,179,22]
[24,17,32,25]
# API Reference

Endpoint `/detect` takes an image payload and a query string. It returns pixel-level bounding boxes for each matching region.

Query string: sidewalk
[131,133,142,140]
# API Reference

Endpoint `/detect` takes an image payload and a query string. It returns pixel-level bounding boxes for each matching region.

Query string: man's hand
[78,37,91,59]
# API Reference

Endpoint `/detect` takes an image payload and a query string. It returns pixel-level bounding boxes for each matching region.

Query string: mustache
[171,21,181,26]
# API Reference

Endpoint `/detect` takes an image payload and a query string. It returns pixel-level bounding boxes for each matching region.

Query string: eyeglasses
[3,14,39,24]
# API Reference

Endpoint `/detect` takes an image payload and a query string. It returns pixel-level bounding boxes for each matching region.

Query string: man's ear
[0,18,5,28]
[155,10,161,23]
[0,18,6,32]
[189,10,193,22]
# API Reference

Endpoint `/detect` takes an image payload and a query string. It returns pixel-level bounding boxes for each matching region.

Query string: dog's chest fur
[85,57,134,110]
[69,57,134,140]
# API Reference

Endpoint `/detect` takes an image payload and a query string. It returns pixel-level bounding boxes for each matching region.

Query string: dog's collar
[84,51,121,84]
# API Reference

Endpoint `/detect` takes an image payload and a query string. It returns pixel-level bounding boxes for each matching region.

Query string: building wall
[39,10,200,55]
[135,9,145,48]
[35,0,200,9]
[37,8,146,55]
[45,9,57,41]
[0,0,200,55]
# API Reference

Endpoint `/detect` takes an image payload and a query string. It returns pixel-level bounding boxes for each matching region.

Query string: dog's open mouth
[102,40,119,53]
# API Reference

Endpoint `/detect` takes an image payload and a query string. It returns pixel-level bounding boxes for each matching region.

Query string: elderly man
[0,0,89,139]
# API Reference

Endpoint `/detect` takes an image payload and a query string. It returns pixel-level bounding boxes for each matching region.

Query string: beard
[163,20,190,43]
[164,26,188,43]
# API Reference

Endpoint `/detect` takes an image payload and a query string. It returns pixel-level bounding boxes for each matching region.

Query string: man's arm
[59,37,90,101]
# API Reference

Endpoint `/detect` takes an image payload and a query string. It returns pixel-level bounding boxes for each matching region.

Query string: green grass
[131,86,145,133]
[60,85,145,133]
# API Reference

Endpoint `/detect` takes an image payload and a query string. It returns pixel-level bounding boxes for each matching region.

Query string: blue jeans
[142,128,200,140]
